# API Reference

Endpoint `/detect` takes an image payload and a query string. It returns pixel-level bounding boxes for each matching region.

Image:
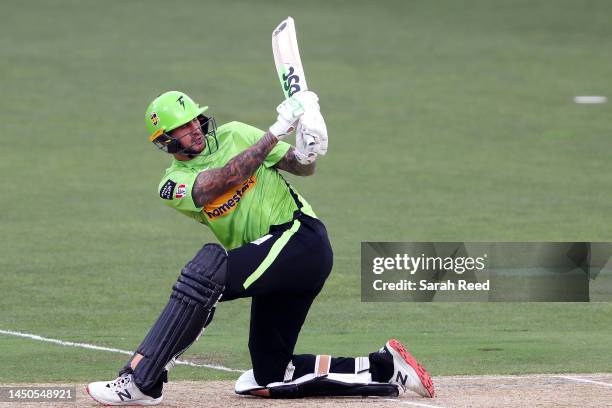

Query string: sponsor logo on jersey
[175,184,187,199]
[159,179,176,200]
[150,112,159,126]
[203,176,256,220]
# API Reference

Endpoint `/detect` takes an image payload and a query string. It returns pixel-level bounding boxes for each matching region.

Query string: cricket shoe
[376,339,435,398]
[86,373,162,406]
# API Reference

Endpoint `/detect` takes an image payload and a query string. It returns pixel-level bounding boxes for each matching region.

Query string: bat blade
[272,16,308,99]
[272,17,316,148]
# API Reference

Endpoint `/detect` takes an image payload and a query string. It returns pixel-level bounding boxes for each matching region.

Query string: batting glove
[295,126,318,165]
[293,90,319,111]
[296,109,328,160]
[269,97,304,139]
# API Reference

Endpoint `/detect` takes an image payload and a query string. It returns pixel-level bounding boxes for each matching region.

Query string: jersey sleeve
[158,170,201,212]
[231,121,291,167]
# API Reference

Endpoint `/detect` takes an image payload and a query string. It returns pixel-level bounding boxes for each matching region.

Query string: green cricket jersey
[157,121,316,250]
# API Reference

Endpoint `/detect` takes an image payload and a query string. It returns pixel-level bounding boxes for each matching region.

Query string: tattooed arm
[275,146,316,176]
[192,132,279,207]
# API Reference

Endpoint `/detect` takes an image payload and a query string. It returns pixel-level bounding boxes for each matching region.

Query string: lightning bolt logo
[177,96,185,109]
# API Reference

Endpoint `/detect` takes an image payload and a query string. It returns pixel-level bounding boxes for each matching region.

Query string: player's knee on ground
[248,341,290,386]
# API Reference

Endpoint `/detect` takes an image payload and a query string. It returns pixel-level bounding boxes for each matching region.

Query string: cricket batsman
[86,91,435,405]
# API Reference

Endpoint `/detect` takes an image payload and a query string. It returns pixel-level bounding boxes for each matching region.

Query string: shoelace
[107,375,131,392]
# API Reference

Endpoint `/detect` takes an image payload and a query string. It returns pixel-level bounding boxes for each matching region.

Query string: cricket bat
[272,16,315,146]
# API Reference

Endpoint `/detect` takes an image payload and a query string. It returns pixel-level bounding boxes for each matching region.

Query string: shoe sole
[387,339,435,398]
[85,385,162,406]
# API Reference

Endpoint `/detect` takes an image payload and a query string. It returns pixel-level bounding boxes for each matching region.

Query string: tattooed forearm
[192,132,279,207]
[275,147,316,176]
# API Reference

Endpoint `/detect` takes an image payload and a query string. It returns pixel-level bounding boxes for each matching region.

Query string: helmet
[145,91,217,155]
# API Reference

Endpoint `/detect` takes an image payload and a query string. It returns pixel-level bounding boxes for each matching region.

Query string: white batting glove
[295,117,319,165]
[269,96,305,139]
[296,109,328,158]
[293,90,319,111]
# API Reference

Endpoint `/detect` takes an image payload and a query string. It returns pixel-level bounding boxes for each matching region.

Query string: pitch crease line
[0,328,244,373]
[446,374,612,388]
[556,375,612,388]
[381,398,446,408]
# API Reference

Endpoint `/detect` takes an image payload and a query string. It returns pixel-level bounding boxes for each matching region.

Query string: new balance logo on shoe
[116,390,132,401]
[396,371,408,387]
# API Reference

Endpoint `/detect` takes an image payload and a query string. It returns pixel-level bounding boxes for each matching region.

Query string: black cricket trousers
[221,213,333,386]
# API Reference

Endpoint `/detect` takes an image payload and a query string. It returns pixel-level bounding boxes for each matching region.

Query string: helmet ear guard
[197,114,210,135]
[198,115,219,155]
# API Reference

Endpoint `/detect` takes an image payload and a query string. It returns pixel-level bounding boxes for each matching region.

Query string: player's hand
[293,90,319,111]
[269,91,320,139]
[295,114,318,164]
[296,109,328,158]
[296,91,326,155]
[269,96,305,139]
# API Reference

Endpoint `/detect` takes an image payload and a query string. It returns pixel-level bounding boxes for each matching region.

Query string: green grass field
[1,0,612,383]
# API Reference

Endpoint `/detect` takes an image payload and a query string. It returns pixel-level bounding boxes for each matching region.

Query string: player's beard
[180,139,206,158]
[176,118,218,157]
[182,146,203,158]
[178,133,206,158]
